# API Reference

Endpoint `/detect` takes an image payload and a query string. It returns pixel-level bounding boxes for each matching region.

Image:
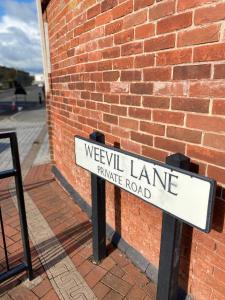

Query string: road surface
[0,107,49,171]
[0,85,45,118]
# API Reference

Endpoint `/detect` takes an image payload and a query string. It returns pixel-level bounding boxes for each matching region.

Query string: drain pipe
[36,0,49,94]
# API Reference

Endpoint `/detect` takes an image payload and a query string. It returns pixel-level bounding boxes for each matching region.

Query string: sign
[75,136,215,232]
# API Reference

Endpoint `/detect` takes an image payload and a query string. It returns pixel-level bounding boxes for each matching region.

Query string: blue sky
[0,0,43,74]
[0,0,34,14]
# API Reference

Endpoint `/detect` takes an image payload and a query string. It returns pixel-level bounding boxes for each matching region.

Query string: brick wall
[44,0,225,298]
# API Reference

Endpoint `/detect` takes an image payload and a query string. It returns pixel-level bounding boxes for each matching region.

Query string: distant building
[0,66,34,89]
[33,74,45,87]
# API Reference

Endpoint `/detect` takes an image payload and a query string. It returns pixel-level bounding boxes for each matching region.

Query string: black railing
[0,131,32,283]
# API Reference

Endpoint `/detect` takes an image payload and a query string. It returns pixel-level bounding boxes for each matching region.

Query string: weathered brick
[144,67,171,81]
[157,12,192,34]
[187,144,225,167]
[143,96,170,109]
[103,47,120,59]
[153,110,184,125]
[195,2,225,25]
[212,99,225,115]
[111,82,129,93]
[135,23,155,39]
[86,100,96,110]
[81,91,90,100]
[131,131,153,146]
[186,114,225,133]
[103,71,120,81]
[105,20,123,35]
[167,126,202,144]
[95,11,112,26]
[120,95,141,106]
[119,117,139,130]
[134,54,154,68]
[91,92,103,102]
[121,138,141,154]
[194,43,225,62]
[178,24,220,47]
[104,94,119,104]
[111,105,127,116]
[130,83,153,95]
[157,48,192,65]
[98,60,112,71]
[97,102,110,113]
[204,133,225,151]
[149,0,175,20]
[98,36,113,48]
[121,70,141,81]
[88,51,102,62]
[87,4,100,19]
[113,57,134,69]
[112,126,130,138]
[208,165,225,185]
[112,0,133,20]
[142,145,168,161]
[96,82,110,92]
[134,0,154,11]
[189,81,225,98]
[129,107,151,120]
[214,64,225,79]
[114,28,134,44]
[103,113,118,125]
[121,42,143,56]
[101,0,118,13]
[178,0,218,11]
[140,121,165,136]
[173,64,211,80]
[171,97,209,113]
[154,82,188,96]
[144,34,175,52]
[123,10,147,29]
[155,137,185,153]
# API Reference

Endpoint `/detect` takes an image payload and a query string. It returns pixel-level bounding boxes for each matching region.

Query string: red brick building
[38,0,225,298]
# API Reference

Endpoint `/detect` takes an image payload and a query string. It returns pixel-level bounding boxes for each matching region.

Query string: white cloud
[0,1,43,74]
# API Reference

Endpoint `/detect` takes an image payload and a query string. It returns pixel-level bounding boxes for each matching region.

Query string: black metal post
[10,133,33,280]
[157,153,190,300]
[0,207,10,271]
[90,131,106,263]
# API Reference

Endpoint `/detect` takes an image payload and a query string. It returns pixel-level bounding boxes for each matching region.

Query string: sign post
[156,153,190,300]
[90,131,106,263]
[75,133,216,297]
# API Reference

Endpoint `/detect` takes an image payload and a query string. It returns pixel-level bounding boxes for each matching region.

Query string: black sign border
[74,135,216,233]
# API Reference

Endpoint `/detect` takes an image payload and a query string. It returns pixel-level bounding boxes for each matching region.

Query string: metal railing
[0,131,32,283]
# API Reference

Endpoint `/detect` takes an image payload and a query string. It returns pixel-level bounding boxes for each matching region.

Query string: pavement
[0,108,48,170]
[0,107,156,299]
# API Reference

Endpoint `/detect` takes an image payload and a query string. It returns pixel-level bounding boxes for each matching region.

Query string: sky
[0,0,43,75]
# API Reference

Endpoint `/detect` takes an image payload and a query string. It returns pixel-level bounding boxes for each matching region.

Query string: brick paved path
[5,164,156,299]
[0,114,156,299]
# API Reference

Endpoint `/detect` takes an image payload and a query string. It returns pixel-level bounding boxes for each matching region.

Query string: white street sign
[75,136,215,232]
